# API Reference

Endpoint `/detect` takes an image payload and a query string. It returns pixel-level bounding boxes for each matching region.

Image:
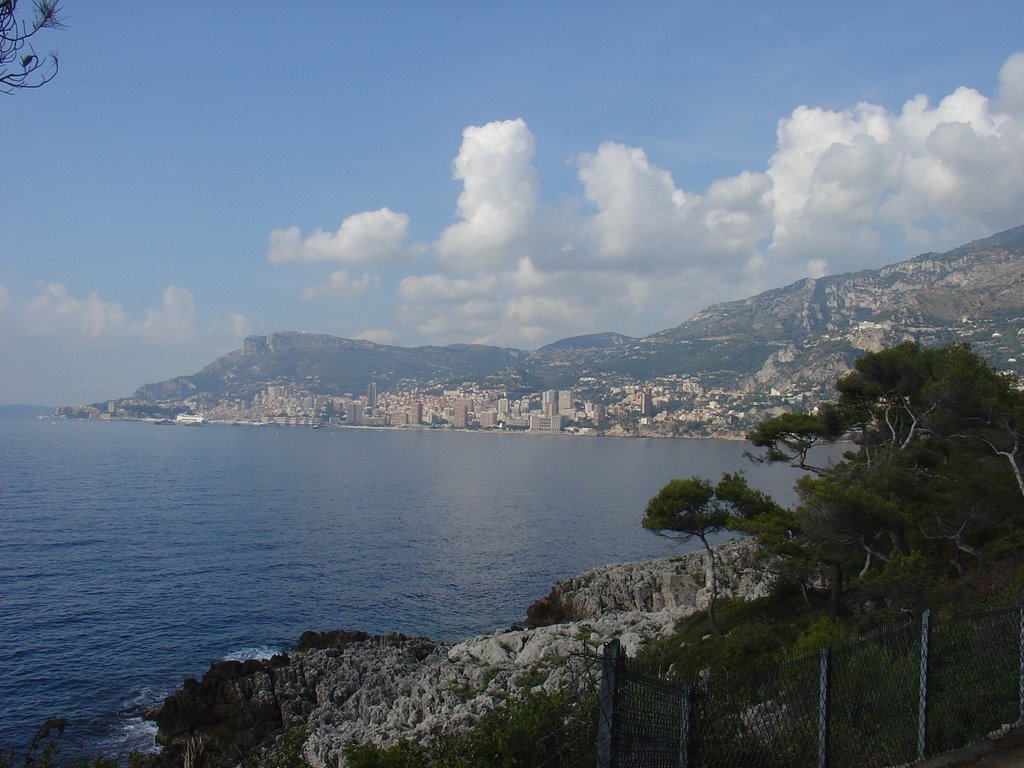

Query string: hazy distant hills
[0,404,53,417]
[130,225,1024,404]
[133,335,532,401]
[537,332,637,351]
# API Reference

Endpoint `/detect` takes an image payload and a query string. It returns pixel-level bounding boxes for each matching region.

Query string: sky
[4,2,1024,406]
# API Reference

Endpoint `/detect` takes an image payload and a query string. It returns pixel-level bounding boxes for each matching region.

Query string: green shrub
[344,688,596,768]
[789,616,849,658]
[344,740,430,768]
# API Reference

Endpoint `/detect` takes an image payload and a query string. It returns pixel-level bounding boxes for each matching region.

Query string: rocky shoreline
[147,537,772,767]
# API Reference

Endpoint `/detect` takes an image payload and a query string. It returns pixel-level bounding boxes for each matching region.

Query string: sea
[0,415,816,762]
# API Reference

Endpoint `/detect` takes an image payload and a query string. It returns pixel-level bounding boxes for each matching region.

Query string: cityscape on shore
[48,226,1024,438]
[52,372,819,438]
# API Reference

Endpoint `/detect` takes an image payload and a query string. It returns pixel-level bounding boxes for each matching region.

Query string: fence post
[597,639,622,768]
[918,609,931,761]
[679,682,693,768]
[818,646,830,768]
[1019,602,1024,723]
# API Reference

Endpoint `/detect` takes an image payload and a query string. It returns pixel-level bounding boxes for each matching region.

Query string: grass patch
[634,584,832,679]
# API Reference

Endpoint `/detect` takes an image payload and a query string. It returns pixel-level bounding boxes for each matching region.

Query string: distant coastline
[40,411,749,441]
[0,404,54,417]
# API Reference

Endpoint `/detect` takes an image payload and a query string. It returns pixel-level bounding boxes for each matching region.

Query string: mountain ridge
[127,225,1024,409]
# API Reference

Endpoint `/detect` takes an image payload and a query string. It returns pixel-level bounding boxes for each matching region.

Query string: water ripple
[0,416,819,760]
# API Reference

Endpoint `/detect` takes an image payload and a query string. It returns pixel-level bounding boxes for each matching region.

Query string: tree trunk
[701,535,722,636]
[829,562,843,619]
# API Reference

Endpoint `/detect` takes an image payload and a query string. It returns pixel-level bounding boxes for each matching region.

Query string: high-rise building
[367,382,378,411]
[640,388,654,418]
[543,389,558,417]
[558,389,573,416]
[345,402,364,425]
[452,404,469,429]
[408,402,423,425]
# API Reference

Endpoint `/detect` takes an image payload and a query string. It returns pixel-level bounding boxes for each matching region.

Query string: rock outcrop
[149,654,292,763]
[148,537,771,767]
[525,537,772,620]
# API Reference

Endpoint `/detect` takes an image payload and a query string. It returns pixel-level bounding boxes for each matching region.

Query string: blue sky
[4,1,1024,405]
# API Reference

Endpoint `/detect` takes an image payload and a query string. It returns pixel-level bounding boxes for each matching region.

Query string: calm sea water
[0,416,811,760]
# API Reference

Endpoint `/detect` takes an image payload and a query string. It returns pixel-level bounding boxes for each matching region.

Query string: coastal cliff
[149,538,771,767]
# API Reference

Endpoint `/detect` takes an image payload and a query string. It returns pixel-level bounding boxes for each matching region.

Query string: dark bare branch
[1,0,64,93]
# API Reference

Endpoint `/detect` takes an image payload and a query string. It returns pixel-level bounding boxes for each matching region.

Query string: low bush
[344,688,596,768]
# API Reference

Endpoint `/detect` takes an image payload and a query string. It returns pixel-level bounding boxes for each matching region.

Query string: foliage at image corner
[1,0,65,94]
[0,717,149,768]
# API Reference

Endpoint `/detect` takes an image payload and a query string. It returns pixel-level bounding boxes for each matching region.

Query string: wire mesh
[613,668,689,768]
[827,618,920,767]
[926,606,1021,756]
[534,653,601,768]
[604,603,1022,768]
[691,653,821,768]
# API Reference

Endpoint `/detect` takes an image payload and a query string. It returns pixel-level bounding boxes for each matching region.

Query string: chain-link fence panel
[827,618,920,767]
[612,668,689,768]
[603,603,1023,768]
[691,653,822,768]
[531,653,602,768]
[927,606,1021,756]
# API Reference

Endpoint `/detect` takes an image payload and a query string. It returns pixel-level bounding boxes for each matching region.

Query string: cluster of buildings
[201,383,613,434]
[80,367,824,439]
[56,309,1024,437]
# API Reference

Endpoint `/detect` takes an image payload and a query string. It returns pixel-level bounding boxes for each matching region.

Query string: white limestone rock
[274,537,774,767]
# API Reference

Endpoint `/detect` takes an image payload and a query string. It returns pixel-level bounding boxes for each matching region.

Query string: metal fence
[596,603,1024,768]
[531,653,602,768]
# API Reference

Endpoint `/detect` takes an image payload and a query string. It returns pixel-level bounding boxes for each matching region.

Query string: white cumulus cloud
[207,312,254,346]
[301,270,381,300]
[268,207,409,265]
[998,52,1024,117]
[20,284,195,345]
[577,142,690,264]
[138,285,195,344]
[223,312,252,339]
[765,75,1024,274]
[396,273,498,302]
[435,118,538,272]
[22,283,131,340]
[355,328,403,345]
[272,52,1024,351]
[573,143,773,275]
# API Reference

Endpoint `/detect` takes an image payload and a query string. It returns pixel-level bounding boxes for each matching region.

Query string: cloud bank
[271,53,1024,349]
[19,284,195,344]
[15,284,252,352]
[268,208,410,266]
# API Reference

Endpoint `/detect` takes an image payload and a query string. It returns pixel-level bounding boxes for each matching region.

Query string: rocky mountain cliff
[129,225,1024,405]
[133,334,531,402]
[667,224,1024,394]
